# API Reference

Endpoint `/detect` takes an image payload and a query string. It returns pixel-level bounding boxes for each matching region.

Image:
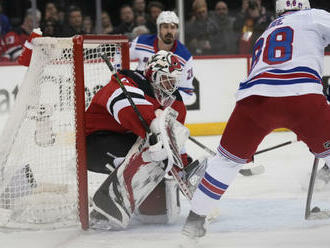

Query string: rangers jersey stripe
[239,66,321,90]
[217,144,248,164]
[236,9,330,101]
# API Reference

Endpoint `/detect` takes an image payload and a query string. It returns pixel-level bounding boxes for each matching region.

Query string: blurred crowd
[0,0,328,62]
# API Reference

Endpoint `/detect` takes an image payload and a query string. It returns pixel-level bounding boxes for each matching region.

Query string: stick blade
[239,165,265,176]
[306,209,330,220]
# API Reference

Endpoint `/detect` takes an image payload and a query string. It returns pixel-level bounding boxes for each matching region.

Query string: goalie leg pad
[91,138,166,229]
[134,177,181,224]
[90,171,131,230]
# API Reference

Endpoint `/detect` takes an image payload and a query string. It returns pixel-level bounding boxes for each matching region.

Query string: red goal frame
[73,35,130,230]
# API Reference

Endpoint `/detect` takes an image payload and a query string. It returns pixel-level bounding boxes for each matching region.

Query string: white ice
[1,131,330,248]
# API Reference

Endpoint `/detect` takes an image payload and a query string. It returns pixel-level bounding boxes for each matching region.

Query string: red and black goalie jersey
[85,69,186,138]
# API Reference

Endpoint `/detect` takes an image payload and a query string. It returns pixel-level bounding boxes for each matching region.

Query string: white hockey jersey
[236,9,330,101]
[130,34,195,105]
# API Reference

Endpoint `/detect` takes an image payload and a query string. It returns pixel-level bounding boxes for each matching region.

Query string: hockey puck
[311,206,320,213]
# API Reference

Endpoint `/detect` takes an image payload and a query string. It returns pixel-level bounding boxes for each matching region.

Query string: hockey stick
[304,157,330,220]
[99,53,193,200]
[188,136,216,156]
[189,136,298,176]
[254,138,298,156]
[188,136,264,176]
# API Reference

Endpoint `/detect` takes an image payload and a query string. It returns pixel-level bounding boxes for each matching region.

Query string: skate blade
[178,235,199,248]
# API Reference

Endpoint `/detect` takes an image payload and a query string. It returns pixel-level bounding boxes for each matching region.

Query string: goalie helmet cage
[0,35,130,230]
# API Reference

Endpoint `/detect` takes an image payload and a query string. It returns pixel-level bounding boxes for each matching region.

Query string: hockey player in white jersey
[180,0,330,242]
[130,11,195,105]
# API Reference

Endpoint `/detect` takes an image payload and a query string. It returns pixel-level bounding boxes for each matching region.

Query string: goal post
[0,35,130,230]
[73,35,88,230]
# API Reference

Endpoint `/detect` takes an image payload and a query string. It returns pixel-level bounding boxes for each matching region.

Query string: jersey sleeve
[311,9,330,45]
[1,31,22,61]
[106,74,156,138]
[129,36,138,60]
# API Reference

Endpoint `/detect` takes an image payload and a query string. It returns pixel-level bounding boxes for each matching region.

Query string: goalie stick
[99,53,193,200]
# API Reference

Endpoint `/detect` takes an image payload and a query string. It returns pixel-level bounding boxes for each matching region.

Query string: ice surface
[1,131,330,248]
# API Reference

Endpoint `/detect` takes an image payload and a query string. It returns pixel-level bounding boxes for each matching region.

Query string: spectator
[111,4,135,37]
[57,7,65,26]
[44,2,59,22]
[0,2,11,35]
[132,0,147,17]
[83,16,94,34]
[210,1,238,54]
[135,14,147,26]
[60,6,85,37]
[185,0,219,55]
[234,0,273,54]
[145,1,164,34]
[131,24,149,39]
[42,2,61,36]
[101,11,113,34]
[0,8,41,61]
[40,17,59,36]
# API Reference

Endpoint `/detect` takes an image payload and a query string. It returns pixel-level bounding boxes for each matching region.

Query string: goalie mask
[275,0,310,15]
[144,50,182,107]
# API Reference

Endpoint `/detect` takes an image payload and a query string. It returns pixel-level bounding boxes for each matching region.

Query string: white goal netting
[0,35,129,229]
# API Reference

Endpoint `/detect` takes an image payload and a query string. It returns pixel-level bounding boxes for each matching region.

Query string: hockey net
[0,35,129,230]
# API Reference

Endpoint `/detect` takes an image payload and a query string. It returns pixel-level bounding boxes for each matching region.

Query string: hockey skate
[180,211,207,247]
[90,171,130,230]
[182,211,207,238]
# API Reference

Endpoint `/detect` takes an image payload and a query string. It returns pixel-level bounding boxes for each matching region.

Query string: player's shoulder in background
[175,40,192,62]
[136,34,157,46]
